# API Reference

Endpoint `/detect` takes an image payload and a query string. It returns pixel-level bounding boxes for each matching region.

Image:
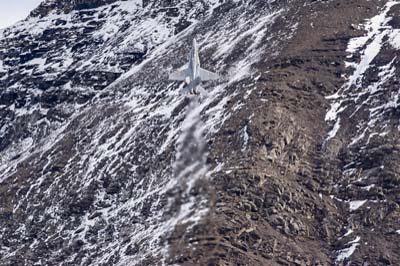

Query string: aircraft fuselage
[169,38,219,96]
[186,39,201,94]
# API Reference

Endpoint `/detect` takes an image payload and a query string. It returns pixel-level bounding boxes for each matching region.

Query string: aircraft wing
[169,69,188,81]
[199,68,219,81]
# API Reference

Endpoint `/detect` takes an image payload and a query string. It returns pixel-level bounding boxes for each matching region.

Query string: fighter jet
[169,39,219,95]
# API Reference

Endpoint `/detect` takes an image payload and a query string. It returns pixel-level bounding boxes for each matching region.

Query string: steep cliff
[0,0,399,265]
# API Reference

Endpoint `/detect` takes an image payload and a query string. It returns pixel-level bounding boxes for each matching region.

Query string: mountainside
[0,0,399,265]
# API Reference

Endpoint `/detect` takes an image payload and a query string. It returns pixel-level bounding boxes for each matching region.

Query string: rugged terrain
[0,0,399,265]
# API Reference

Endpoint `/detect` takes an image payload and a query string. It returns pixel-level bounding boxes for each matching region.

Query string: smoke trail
[173,98,209,188]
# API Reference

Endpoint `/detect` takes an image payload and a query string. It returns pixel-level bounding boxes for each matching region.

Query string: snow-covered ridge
[0,0,218,172]
[325,1,400,143]
[325,2,400,263]
[0,0,294,265]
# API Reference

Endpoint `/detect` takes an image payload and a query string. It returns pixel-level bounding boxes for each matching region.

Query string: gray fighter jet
[169,39,219,95]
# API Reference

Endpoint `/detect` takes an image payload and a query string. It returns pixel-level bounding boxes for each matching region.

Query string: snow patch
[241,125,249,152]
[336,236,361,262]
[349,200,367,211]
[388,29,400,49]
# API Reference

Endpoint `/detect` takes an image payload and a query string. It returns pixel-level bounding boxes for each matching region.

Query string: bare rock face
[0,0,400,265]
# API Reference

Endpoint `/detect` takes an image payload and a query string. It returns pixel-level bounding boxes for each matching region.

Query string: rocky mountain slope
[0,0,399,265]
